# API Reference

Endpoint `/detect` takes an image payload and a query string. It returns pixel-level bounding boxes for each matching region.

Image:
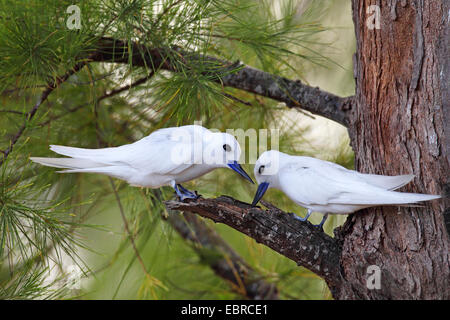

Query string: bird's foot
[175,184,200,201]
[176,192,198,201]
[290,209,312,222]
[312,223,324,231]
[289,212,308,222]
[312,213,328,231]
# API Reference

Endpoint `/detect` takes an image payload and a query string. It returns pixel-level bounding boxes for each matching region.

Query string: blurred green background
[0,0,355,299]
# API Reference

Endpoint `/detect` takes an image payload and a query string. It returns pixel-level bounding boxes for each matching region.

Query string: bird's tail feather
[49,144,120,160]
[342,191,441,206]
[30,157,133,182]
[56,166,129,179]
[387,192,441,204]
[30,157,105,169]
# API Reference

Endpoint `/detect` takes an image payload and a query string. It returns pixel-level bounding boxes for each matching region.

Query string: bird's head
[203,132,253,184]
[252,150,283,206]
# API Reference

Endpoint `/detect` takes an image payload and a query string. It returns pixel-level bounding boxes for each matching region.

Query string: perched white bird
[251,150,441,229]
[31,125,253,200]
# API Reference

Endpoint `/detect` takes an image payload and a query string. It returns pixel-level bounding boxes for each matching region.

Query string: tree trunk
[337,0,450,299]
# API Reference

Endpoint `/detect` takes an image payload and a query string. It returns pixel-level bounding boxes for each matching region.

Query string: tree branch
[165,195,343,292]
[166,210,279,300]
[91,37,353,126]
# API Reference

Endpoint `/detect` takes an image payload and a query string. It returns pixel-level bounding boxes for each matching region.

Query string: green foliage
[0,0,96,91]
[0,260,70,299]
[0,0,355,299]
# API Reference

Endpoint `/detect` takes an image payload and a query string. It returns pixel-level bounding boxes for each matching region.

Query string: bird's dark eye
[223,144,231,152]
[258,165,265,174]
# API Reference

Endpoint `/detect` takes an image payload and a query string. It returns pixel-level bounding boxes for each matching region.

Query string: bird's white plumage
[31,125,243,188]
[254,150,440,214]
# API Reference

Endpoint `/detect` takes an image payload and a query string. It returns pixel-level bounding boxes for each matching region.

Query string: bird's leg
[313,213,329,231]
[290,209,312,222]
[171,181,198,201]
[177,184,199,199]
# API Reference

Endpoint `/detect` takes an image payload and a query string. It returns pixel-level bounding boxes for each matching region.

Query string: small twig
[38,72,155,127]
[109,179,167,299]
[108,178,150,277]
[223,92,252,106]
[0,110,25,115]
[2,84,48,94]
[153,0,184,27]
[66,73,114,86]
[100,72,155,100]
[2,74,114,95]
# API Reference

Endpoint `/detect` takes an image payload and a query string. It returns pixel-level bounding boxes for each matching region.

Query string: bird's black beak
[251,182,269,206]
[227,161,254,184]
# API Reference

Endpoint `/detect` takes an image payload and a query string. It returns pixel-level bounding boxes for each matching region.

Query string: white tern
[251,150,441,229]
[31,125,254,200]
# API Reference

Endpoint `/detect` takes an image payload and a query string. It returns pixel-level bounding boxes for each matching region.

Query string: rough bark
[337,0,450,299]
[165,196,344,295]
[166,210,279,300]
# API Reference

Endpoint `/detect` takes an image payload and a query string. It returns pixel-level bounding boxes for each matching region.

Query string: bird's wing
[355,173,414,190]
[49,126,205,176]
[298,157,414,190]
[279,163,346,205]
[123,127,199,175]
[279,161,437,206]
